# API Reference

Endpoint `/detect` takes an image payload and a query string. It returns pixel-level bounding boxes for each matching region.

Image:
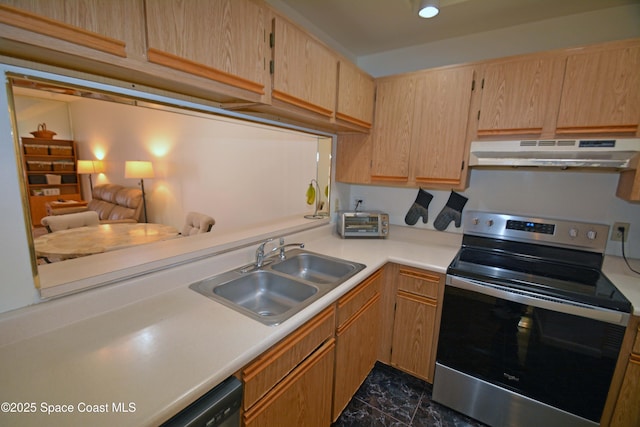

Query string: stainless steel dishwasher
[161,376,242,427]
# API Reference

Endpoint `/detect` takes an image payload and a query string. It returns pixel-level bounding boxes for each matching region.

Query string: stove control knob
[569,228,579,238]
[472,218,479,225]
[486,219,494,227]
[587,230,598,240]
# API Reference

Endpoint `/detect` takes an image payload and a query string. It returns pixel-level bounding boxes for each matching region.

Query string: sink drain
[258,310,275,317]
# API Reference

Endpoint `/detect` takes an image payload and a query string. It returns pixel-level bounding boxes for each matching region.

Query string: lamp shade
[125,161,154,179]
[77,160,105,174]
[76,160,95,174]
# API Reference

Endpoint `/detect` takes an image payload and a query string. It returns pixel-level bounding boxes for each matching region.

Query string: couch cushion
[87,199,115,220]
[92,183,123,203]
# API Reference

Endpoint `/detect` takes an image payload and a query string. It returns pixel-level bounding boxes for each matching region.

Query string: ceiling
[266,0,639,57]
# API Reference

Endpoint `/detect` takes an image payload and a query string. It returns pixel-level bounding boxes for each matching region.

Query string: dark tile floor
[332,362,487,427]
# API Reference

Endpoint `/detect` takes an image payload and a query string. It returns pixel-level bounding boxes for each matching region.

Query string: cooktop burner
[447,211,632,313]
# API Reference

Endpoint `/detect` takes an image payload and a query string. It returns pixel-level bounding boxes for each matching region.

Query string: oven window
[437,286,625,422]
[345,216,379,232]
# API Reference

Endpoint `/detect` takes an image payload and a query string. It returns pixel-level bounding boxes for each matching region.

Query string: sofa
[87,184,143,223]
[49,184,143,223]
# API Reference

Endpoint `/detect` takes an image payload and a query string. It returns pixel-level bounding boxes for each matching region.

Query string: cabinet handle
[399,269,440,283]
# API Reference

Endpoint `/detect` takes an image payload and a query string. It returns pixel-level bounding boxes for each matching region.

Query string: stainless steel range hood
[469,139,640,169]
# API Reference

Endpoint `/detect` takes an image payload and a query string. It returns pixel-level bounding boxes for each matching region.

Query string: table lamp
[125,160,154,223]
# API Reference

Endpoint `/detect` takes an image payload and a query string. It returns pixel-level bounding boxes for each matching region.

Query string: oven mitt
[405,188,433,225]
[434,191,468,230]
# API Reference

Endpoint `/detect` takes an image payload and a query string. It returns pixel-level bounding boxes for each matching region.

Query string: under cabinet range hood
[469,138,640,169]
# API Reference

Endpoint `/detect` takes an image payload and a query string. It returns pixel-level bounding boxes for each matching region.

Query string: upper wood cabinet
[477,39,640,139]
[370,76,417,182]
[145,0,268,98]
[0,0,145,60]
[410,65,476,186]
[557,44,640,135]
[369,65,476,189]
[336,60,375,129]
[477,55,565,138]
[270,15,338,119]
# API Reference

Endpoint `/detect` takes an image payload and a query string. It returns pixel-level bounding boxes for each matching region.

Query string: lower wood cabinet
[388,265,444,383]
[607,316,640,427]
[241,306,335,427]
[333,268,382,420]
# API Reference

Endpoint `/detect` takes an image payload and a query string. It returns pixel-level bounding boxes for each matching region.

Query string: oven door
[434,275,628,426]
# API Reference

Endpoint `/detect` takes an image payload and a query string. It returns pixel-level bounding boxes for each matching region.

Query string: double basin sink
[190,249,366,326]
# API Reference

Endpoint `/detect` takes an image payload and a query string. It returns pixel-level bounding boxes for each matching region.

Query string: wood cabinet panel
[333,292,380,420]
[370,76,416,182]
[146,0,267,95]
[608,321,640,427]
[271,16,338,117]
[242,306,334,410]
[557,45,640,135]
[410,66,474,186]
[478,56,565,137]
[335,133,372,184]
[336,269,381,326]
[244,338,335,427]
[397,267,441,299]
[0,0,144,59]
[336,60,375,128]
[391,290,438,382]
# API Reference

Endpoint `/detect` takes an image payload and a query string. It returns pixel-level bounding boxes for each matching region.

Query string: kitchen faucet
[254,237,304,268]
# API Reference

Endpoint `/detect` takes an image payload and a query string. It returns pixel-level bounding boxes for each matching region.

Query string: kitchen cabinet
[0,0,145,61]
[333,268,382,420]
[335,133,372,184]
[335,59,375,129]
[477,54,565,138]
[242,306,335,427]
[556,43,640,135]
[606,316,640,427]
[370,75,416,182]
[617,168,640,202]
[409,65,476,186]
[145,0,268,101]
[389,265,444,382]
[270,15,338,120]
[368,65,476,188]
[20,137,81,226]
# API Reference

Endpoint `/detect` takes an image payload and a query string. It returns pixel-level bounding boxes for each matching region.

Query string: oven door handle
[447,275,629,327]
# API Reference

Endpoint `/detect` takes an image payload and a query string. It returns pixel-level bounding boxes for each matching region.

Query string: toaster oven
[337,211,389,238]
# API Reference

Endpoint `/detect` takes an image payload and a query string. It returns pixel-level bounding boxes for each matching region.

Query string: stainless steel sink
[213,271,317,317]
[189,249,365,326]
[270,249,360,284]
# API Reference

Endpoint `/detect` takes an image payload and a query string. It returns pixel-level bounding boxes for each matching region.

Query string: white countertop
[0,224,638,426]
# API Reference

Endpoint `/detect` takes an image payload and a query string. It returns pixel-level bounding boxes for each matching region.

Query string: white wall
[67,99,319,233]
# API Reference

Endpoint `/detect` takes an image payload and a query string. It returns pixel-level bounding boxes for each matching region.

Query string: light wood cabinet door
[271,16,338,118]
[370,76,416,183]
[478,55,565,137]
[557,44,640,135]
[609,354,640,427]
[410,65,475,186]
[145,0,267,96]
[333,270,382,420]
[0,0,145,59]
[336,60,375,129]
[335,133,372,184]
[391,290,438,382]
[243,339,335,427]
